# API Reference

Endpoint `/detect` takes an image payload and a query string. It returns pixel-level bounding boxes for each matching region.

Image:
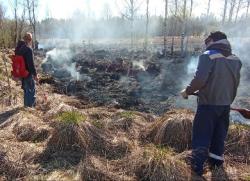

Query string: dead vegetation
[13,123,49,142]
[226,124,250,162]
[0,149,28,180]
[0,53,249,180]
[133,146,190,181]
[143,109,194,152]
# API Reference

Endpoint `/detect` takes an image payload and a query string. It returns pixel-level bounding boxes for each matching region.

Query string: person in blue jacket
[181,31,242,176]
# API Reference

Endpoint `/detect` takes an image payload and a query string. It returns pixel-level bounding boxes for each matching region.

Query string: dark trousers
[22,75,36,107]
[191,105,230,175]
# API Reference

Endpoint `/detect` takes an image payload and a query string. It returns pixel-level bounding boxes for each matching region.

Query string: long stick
[2,54,12,105]
[190,92,250,119]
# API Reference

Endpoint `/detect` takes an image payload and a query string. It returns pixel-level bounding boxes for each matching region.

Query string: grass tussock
[56,110,86,124]
[48,123,87,153]
[118,111,135,120]
[134,145,190,181]
[103,140,131,160]
[144,109,193,152]
[47,111,88,152]
[91,119,105,129]
[13,123,49,142]
[225,124,250,161]
[108,111,135,131]
[78,156,119,181]
[0,150,28,179]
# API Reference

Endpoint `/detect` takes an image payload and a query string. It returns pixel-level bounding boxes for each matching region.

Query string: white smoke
[230,111,250,125]
[132,60,146,71]
[187,56,198,74]
[42,47,80,80]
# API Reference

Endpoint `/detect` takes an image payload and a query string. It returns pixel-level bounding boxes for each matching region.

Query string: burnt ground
[40,47,193,115]
[0,48,249,180]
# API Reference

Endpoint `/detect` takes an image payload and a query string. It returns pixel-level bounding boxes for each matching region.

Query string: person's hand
[180,89,188,99]
[33,75,39,83]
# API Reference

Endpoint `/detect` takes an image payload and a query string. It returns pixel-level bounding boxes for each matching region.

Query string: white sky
[0,0,234,20]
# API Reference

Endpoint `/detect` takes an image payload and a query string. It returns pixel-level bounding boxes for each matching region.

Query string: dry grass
[144,109,194,152]
[48,121,87,153]
[225,124,250,162]
[133,145,190,181]
[79,156,126,181]
[13,123,49,142]
[107,111,135,131]
[0,149,28,179]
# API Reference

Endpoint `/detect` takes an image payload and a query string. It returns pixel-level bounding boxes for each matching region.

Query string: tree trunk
[144,0,149,51]
[32,0,37,44]
[14,0,18,45]
[183,0,187,19]
[234,0,242,22]
[163,0,168,57]
[171,0,178,56]
[190,0,193,17]
[222,0,228,24]
[246,0,250,18]
[228,0,236,23]
[181,0,187,57]
[130,0,134,49]
[207,0,211,17]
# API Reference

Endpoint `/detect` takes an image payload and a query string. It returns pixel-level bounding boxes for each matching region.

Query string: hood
[206,39,232,57]
[16,43,29,56]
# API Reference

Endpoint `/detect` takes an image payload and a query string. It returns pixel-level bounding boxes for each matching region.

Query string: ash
[41,45,194,115]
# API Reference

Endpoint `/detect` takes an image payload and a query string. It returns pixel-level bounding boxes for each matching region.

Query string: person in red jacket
[15,32,38,107]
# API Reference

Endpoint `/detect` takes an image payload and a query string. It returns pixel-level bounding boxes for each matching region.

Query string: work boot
[191,171,207,181]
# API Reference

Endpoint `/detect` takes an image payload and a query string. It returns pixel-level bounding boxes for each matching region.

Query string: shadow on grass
[0,107,20,127]
[36,122,86,173]
[37,150,84,172]
[211,167,230,181]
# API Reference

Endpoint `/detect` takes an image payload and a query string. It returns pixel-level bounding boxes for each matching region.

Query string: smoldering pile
[41,46,188,115]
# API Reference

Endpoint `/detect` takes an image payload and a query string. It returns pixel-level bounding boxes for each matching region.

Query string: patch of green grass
[119,111,135,119]
[143,145,175,161]
[56,111,86,124]
[91,120,104,129]
[245,176,250,181]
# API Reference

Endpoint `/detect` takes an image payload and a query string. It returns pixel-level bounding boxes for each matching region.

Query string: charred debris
[39,45,200,115]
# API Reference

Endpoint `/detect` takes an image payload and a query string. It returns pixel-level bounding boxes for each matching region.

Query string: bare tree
[14,0,18,44]
[17,7,26,41]
[163,0,168,56]
[234,0,243,22]
[181,0,187,57]
[246,0,250,18]
[183,0,187,19]
[26,0,38,44]
[228,0,236,23]
[190,0,193,17]
[103,3,112,20]
[0,3,4,26]
[121,0,142,49]
[171,0,178,55]
[144,0,149,51]
[222,0,228,24]
[207,0,212,17]
[174,0,178,18]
